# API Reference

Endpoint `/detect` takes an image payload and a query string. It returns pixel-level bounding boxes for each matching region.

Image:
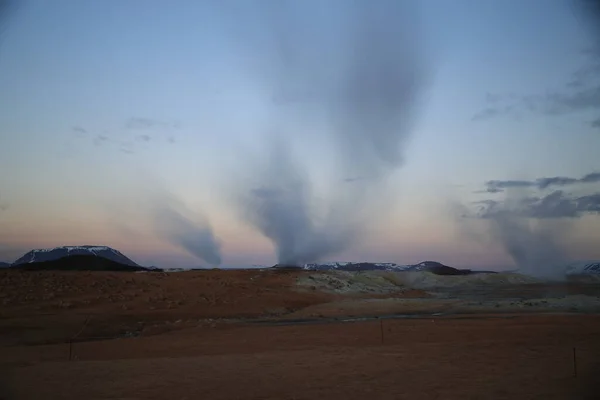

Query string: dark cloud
[471,105,516,121]
[72,125,87,135]
[543,87,600,115]
[68,123,167,155]
[473,187,503,194]
[535,176,579,189]
[577,192,600,212]
[343,176,374,183]
[124,118,179,145]
[471,107,501,121]
[119,141,135,154]
[473,47,600,126]
[69,119,178,156]
[482,171,600,193]
[485,179,532,191]
[522,191,580,219]
[476,190,600,219]
[125,117,179,130]
[135,134,151,142]
[581,171,600,183]
[92,134,110,146]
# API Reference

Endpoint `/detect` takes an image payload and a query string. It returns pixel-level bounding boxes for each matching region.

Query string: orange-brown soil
[1,270,599,399]
[0,270,428,345]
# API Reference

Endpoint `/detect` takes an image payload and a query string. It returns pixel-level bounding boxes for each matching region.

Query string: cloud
[72,125,87,134]
[581,171,600,183]
[69,118,179,156]
[135,134,151,142]
[476,190,600,219]
[125,117,179,130]
[343,176,375,183]
[92,134,110,146]
[484,179,533,192]
[471,108,500,121]
[471,105,516,121]
[482,171,600,193]
[473,47,600,126]
[119,141,135,154]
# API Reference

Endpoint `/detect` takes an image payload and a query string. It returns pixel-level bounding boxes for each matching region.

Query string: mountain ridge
[12,254,148,271]
[274,260,494,275]
[12,245,139,267]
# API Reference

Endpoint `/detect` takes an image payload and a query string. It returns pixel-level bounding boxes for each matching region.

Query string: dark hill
[13,245,139,266]
[271,264,303,269]
[407,261,472,275]
[12,254,149,272]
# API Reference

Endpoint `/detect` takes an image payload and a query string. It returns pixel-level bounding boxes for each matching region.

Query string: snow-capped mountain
[12,246,139,267]
[301,261,459,272]
[565,261,600,275]
[302,262,411,272]
[301,261,491,275]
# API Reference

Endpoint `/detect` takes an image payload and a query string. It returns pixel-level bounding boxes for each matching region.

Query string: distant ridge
[0,261,10,268]
[271,264,303,270]
[565,261,600,275]
[12,254,148,271]
[300,260,497,275]
[13,245,139,266]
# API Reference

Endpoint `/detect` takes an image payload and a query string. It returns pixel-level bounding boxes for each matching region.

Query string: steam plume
[229,0,428,265]
[465,189,571,279]
[152,193,222,266]
[485,211,569,279]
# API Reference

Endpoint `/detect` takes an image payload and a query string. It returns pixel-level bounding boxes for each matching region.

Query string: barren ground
[1,269,600,399]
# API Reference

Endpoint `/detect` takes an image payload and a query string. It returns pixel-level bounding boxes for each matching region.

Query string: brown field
[1,269,600,399]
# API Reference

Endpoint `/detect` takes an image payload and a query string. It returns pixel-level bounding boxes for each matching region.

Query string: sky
[0,0,599,269]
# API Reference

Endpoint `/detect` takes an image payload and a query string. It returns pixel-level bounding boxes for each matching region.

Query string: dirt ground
[0,269,429,346]
[1,270,600,399]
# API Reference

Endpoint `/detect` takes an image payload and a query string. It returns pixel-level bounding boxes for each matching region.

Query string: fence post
[573,347,577,378]
[68,316,90,362]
